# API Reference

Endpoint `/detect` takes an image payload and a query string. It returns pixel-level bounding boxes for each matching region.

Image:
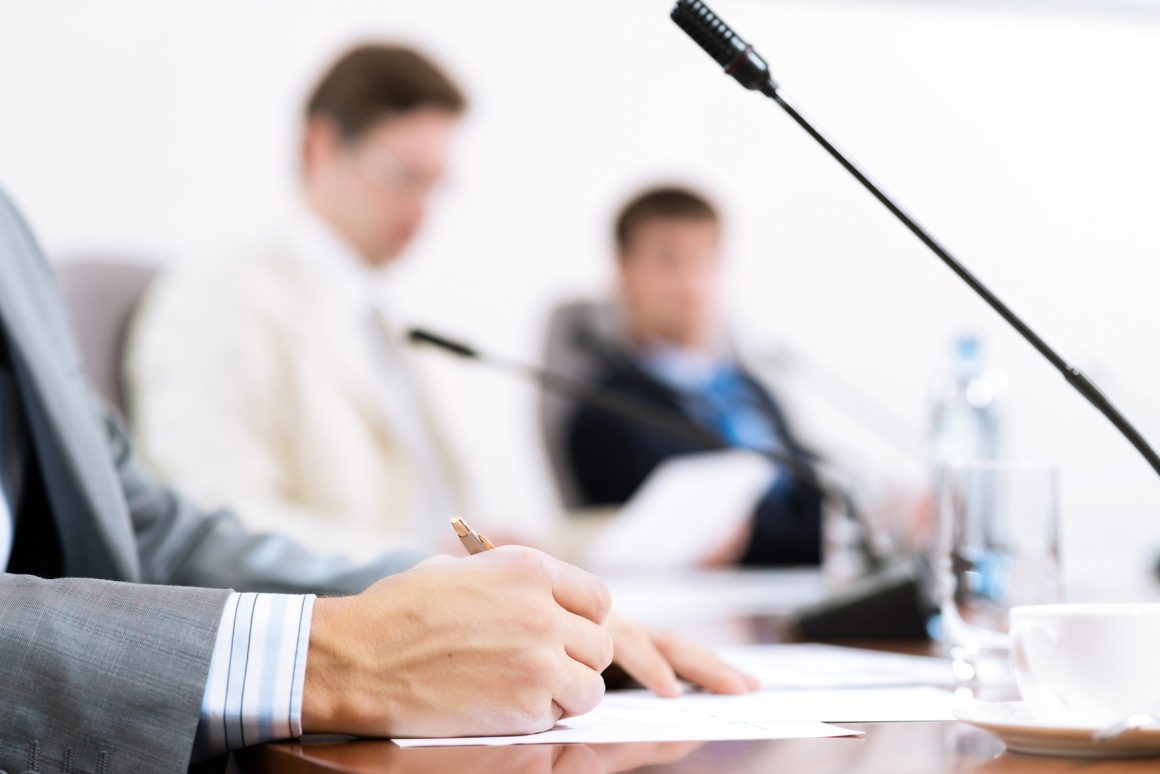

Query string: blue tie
[690,366,783,454]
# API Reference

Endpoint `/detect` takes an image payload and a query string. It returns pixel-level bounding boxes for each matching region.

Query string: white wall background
[2,0,1160,584]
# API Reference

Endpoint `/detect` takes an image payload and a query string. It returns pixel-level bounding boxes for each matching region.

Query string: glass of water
[938,459,1062,686]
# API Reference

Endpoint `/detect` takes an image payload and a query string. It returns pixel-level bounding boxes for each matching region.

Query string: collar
[284,197,391,313]
[635,338,732,393]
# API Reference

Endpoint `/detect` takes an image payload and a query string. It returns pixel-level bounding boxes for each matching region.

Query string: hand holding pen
[447,515,759,698]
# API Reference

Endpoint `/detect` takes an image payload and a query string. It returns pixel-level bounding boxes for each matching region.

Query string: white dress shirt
[0,466,9,570]
[0,406,13,569]
[127,202,464,560]
[0,332,25,569]
[285,205,461,542]
[193,591,316,760]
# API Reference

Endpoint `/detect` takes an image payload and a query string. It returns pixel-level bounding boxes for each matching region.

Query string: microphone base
[787,557,933,641]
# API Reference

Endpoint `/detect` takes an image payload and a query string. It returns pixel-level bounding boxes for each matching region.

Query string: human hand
[302,547,614,738]
[605,614,760,697]
[867,487,935,553]
[697,515,755,567]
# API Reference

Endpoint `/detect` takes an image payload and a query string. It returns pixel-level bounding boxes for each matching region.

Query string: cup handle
[1012,622,1067,718]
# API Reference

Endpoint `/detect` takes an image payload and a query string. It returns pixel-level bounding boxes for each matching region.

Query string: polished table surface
[236,723,1160,773]
[233,569,1160,774]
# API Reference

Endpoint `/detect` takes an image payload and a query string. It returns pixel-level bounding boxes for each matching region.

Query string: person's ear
[616,252,634,284]
[302,115,346,177]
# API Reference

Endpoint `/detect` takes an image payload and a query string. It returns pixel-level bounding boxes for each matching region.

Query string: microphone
[670,0,777,96]
[409,326,932,638]
[669,0,1160,483]
[409,328,479,359]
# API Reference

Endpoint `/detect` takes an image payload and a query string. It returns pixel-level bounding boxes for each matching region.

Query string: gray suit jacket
[0,189,429,773]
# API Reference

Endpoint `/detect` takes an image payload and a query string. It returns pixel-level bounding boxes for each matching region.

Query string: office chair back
[55,259,158,415]
[539,298,626,510]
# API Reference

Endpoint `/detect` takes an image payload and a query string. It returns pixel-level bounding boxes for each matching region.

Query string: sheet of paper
[590,686,957,725]
[716,643,956,689]
[392,720,856,748]
[392,685,955,747]
[582,450,778,571]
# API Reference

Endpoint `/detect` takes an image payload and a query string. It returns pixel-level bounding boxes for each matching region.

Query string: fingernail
[722,673,751,693]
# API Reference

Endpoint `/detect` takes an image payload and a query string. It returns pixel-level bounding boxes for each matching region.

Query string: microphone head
[407,328,479,359]
[670,0,777,95]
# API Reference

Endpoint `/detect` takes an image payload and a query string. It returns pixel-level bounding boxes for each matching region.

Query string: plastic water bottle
[926,335,1005,643]
[929,335,1003,473]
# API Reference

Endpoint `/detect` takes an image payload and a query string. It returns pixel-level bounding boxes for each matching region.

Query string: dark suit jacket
[564,350,822,566]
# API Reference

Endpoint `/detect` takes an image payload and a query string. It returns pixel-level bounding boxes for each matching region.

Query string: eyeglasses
[344,142,447,200]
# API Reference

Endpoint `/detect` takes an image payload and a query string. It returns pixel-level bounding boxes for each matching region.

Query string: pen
[451,516,495,555]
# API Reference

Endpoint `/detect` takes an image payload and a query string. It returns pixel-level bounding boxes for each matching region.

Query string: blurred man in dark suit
[564,186,823,566]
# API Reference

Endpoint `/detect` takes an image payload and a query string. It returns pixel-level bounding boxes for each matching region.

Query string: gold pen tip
[451,516,470,537]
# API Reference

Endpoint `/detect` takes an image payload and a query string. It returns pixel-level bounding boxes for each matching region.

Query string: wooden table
[233,570,1160,773]
[236,721,1160,773]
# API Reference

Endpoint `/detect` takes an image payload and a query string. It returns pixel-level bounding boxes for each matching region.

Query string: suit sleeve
[0,401,421,774]
[0,572,231,774]
[102,391,429,594]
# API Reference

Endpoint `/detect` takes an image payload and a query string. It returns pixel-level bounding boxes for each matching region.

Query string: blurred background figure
[558,187,824,566]
[125,45,468,559]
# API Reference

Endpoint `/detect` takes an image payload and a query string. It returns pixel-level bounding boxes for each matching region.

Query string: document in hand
[582,450,777,571]
[604,568,831,623]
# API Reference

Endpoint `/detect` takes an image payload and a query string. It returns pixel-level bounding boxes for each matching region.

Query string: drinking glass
[938,460,1062,686]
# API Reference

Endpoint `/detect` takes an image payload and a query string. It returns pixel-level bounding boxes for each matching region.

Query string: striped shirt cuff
[192,592,315,760]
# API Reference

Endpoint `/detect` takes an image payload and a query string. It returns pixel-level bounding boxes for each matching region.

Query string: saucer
[954,702,1160,758]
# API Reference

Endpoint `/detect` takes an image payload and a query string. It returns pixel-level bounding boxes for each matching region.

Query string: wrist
[301,597,349,734]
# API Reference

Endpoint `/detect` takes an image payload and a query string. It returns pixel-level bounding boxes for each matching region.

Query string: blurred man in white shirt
[126,46,467,560]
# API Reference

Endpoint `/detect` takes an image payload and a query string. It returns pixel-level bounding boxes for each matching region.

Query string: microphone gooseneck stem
[482,348,826,488]
[670,0,1160,479]
[499,356,729,452]
[406,326,887,567]
[769,90,1056,371]
[764,88,1160,480]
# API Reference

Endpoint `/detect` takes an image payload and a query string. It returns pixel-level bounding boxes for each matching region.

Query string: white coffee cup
[1010,603,1160,726]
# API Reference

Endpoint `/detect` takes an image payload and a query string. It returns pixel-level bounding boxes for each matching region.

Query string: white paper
[583,450,778,571]
[391,685,955,747]
[717,643,956,689]
[589,686,957,725]
[392,717,856,748]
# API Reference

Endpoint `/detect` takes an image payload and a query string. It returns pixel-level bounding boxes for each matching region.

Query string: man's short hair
[306,44,467,141]
[614,186,720,255]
